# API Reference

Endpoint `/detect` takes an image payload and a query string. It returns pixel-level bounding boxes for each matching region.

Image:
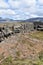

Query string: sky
[0,0,43,20]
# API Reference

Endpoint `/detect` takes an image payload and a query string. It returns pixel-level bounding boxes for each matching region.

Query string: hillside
[0,17,43,23]
[25,17,43,22]
[0,31,43,65]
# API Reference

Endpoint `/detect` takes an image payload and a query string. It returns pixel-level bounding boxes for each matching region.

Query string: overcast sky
[0,0,43,20]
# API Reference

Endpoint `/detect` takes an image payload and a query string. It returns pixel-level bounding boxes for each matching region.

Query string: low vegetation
[29,31,43,40]
[0,31,43,65]
[0,55,43,65]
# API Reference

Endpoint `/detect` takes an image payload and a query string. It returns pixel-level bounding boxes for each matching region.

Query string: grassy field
[0,22,43,65]
[0,31,43,65]
[29,31,43,40]
[0,55,43,65]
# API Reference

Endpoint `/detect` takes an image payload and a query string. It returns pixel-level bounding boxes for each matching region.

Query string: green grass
[0,55,43,65]
[0,31,43,65]
[29,31,43,40]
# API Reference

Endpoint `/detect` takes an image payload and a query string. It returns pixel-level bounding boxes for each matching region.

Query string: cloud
[8,0,36,9]
[23,0,36,6]
[8,0,21,9]
[38,0,43,5]
[0,0,43,20]
[0,0,9,8]
[0,9,16,17]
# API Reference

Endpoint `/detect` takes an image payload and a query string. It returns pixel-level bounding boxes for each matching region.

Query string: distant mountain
[25,17,43,22]
[0,17,6,22]
[13,17,43,22]
[0,17,43,23]
[0,17,25,23]
[0,17,14,23]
